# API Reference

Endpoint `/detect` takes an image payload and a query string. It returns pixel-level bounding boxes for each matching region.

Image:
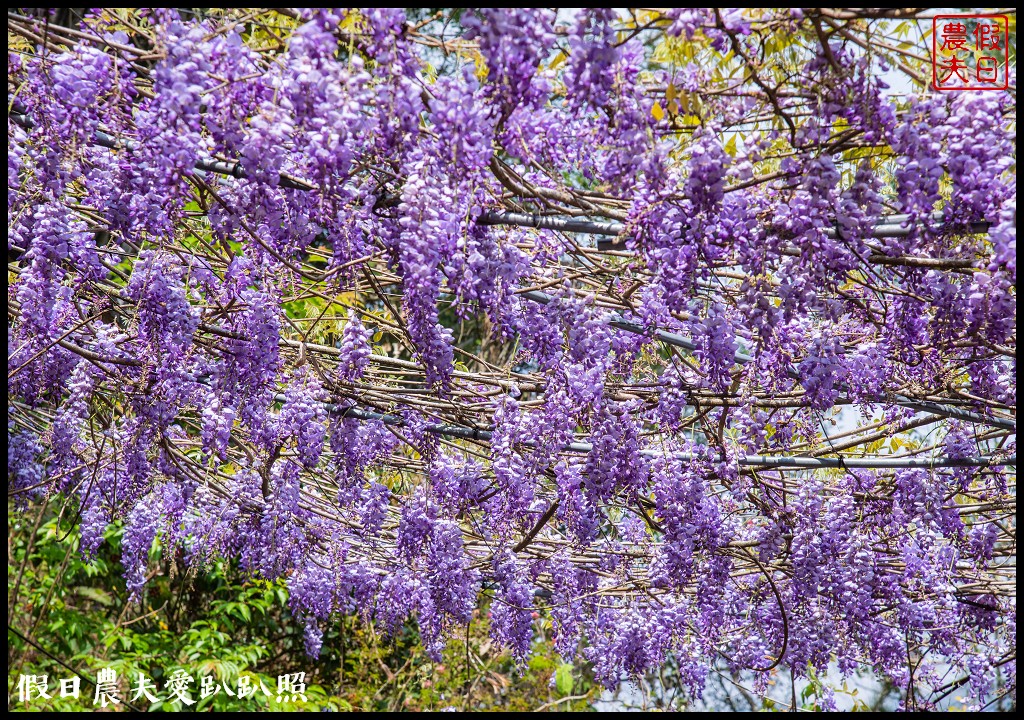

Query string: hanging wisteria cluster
[7,8,1016,709]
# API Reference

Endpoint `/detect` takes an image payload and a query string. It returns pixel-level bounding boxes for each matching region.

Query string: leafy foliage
[7,505,599,711]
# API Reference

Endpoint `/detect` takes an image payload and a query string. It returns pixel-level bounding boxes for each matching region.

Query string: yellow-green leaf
[554,663,574,696]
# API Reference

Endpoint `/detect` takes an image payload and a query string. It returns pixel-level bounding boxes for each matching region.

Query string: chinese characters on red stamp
[932,14,1010,90]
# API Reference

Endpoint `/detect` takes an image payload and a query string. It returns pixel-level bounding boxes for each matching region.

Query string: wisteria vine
[7,7,1016,710]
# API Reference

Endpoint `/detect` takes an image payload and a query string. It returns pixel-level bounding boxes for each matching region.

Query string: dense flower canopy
[7,8,1016,710]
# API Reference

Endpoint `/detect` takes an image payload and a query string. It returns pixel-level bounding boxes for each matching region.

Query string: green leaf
[74,586,115,606]
[554,663,574,696]
[724,134,738,157]
[865,438,886,454]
